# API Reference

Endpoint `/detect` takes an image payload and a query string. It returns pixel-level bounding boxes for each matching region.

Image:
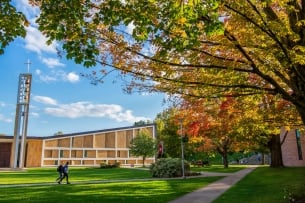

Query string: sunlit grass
[0,167,151,184]
[191,164,248,173]
[1,165,302,202]
[214,167,305,203]
[0,177,222,203]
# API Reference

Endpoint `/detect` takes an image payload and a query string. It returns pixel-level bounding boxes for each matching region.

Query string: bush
[100,162,120,169]
[149,158,190,178]
[283,184,305,203]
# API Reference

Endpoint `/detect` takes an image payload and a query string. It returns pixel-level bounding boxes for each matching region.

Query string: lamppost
[180,119,185,179]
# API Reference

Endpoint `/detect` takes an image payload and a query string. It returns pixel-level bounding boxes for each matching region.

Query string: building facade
[280,127,305,167]
[2,124,304,168]
[0,124,156,168]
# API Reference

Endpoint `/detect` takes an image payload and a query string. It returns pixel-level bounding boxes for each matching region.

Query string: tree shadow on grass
[0,176,222,203]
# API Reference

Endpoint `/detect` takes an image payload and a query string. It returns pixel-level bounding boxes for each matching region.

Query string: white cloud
[35,69,57,82]
[14,0,40,20]
[35,69,41,75]
[33,96,58,105]
[40,57,65,68]
[31,112,40,118]
[0,102,5,107]
[56,70,80,83]
[65,72,80,83]
[35,69,80,83]
[109,109,147,122]
[126,22,135,35]
[24,26,57,54]
[14,1,56,55]
[39,75,57,83]
[15,1,78,85]
[44,101,149,122]
[0,114,12,123]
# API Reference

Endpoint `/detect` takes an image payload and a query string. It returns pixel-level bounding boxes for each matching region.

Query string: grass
[2,165,303,203]
[0,165,242,185]
[0,177,223,203]
[0,167,223,203]
[0,167,151,184]
[214,166,305,203]
[190,164,248,173]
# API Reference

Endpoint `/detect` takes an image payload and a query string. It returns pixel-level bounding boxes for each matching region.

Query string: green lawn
[0,167,223,203]
[1,166,303,203]
[214,166,305,203]
[190,164,248,173]
[0,168,151,184]
[0,177,223,203]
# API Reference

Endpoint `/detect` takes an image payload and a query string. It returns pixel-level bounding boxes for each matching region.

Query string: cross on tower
[25,59,31,73]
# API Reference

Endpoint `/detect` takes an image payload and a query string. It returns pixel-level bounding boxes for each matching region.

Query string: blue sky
[0,1,167,137]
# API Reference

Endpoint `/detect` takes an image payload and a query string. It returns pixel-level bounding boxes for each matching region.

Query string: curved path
[169,166,257,203]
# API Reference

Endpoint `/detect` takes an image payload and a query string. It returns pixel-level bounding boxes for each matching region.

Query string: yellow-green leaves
[28,0,305,126]
[0,0,27,54]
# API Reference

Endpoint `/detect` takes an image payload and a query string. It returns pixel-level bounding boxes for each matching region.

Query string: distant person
[56,164,63,182]
[58,162,70,184]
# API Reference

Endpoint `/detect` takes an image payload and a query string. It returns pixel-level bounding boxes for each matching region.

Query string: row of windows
[45,149,129,159]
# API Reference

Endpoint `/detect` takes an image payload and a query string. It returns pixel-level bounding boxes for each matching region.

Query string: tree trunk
[142,156,146,167]
[216,142,229,168]
[296,105,305,126]
[268,134,283,168]
[218,147,229,168]
[222,151,229,168]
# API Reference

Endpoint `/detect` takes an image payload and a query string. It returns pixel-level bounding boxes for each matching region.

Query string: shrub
[283,184,305,203]
[113,162,121,168]
[100,162,120,169]
[149,158,190,178]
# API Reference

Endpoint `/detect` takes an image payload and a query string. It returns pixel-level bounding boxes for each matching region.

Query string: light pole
[180,119,185,179]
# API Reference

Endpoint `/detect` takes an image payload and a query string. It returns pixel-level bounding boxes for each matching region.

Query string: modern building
[0,124,156,168]
[1,124,304,168]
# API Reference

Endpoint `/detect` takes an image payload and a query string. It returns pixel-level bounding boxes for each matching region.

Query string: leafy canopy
[0,0,28,54]
[29,0,305,125]
[129,129,155,165]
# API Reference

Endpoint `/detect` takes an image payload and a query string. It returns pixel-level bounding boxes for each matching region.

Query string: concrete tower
[10,61,32,169]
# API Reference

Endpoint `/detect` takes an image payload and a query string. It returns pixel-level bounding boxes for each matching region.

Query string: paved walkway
[169,166,257,203]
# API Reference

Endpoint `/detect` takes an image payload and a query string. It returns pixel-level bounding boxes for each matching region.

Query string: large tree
[176,92,303,167]
[129,129,155,167]
[177,97,256,168]
[29,0,305,127]
[154,108,181,158]
[155,108,210,161]
[0,0,28,54]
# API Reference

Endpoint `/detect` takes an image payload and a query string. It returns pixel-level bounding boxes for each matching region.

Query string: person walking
[55,164,63,182]
[58,162,70,184]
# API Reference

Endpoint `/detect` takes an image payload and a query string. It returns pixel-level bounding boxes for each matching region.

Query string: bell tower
[10,60,32,169]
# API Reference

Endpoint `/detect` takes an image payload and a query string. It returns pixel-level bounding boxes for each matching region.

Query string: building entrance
[0,143,11,167]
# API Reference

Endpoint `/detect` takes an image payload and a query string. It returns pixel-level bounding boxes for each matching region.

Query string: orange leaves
[219,97,235,110]
[187,121,201,136]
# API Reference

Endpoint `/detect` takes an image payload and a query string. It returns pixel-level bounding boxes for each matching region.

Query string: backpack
[57,165,62,172]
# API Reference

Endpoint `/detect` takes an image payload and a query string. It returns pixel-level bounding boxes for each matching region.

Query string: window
[71,150,76,158]
[295,129,303,160]
[60,150,63,158]
[84,150,88,158]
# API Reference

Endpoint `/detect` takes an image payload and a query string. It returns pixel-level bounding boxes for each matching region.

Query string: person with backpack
[56,164,63,183]
[58,162,70,184]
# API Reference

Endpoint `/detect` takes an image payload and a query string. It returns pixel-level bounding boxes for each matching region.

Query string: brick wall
[280,127,305,167]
